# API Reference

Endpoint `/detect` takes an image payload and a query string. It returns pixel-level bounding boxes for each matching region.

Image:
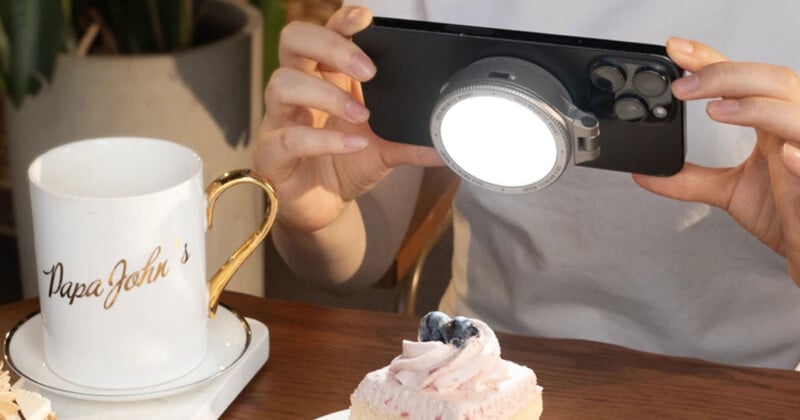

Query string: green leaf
[156,0,194,51]
[0,17,11,90]
[172,0,194,50]
[85,0,156,54]
[257,0,286,87]
[0,0,67,108]
[82,0,193,54]
[60,0,75,51]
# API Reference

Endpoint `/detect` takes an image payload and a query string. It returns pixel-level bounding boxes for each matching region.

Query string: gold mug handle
[205,169,278,317]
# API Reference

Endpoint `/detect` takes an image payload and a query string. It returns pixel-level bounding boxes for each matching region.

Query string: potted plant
[0,0,284,299]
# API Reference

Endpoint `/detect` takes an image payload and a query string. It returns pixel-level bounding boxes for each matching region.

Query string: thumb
[632,163,738,209]
[379,140,445,168]
[666,36,729,73]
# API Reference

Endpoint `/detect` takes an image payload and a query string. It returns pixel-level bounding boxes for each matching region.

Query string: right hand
[255,6,443,233]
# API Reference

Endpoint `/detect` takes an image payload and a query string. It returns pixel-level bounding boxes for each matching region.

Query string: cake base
[349,397,543,420]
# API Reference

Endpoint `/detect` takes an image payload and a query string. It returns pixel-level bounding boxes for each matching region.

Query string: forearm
[271,200,373,289]
[271,166,425,291]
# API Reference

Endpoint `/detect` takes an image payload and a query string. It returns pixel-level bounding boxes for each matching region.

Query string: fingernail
[346,99,370,122]
[347,7,365,22]
[343,134,369,151]
[707,99,739,116]
[668,37,694,55]
[672,74,699,96]
[350,53,376,81]
[782,143,800,179]
[783,142,800,163]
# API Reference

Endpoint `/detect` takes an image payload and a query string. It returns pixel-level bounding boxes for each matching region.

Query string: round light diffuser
[430,57,600,193]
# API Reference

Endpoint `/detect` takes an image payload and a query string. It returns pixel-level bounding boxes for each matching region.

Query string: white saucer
[316,409,349,419]
[4,305,251,402]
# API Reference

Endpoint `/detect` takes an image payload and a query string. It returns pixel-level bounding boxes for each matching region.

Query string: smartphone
[353,17,685,178]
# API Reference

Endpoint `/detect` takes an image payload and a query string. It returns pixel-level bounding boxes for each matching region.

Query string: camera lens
[590,65,626,93]
[633,69,668,97]
[613,96,648,121]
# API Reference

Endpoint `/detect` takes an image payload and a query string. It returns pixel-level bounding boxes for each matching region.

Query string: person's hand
[633,37,800,285]
[254,6,442,233]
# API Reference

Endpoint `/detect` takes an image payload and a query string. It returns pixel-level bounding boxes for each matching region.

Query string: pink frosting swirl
[388,319,509,392]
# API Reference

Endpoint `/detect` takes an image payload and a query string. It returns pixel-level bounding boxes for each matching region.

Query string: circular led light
[439,95,560,188]
[431,57,598,193]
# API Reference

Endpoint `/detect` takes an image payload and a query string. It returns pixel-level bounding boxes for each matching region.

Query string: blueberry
[444,316,480,348]
[418,311,451,343]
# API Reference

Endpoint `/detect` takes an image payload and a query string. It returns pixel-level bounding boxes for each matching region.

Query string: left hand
[632,37,800,285]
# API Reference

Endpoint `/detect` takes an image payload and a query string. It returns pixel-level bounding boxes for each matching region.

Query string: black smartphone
[353,17,685,178]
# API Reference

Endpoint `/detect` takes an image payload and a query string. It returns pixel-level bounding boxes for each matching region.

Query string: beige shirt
[348,0,800,369]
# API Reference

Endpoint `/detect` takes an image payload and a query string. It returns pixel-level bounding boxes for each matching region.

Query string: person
[255,0,800,369]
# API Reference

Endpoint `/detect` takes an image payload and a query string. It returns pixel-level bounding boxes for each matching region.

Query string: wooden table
[3,292,800,419]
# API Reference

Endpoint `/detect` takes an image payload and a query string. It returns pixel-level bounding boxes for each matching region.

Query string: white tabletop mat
[14,318,269,420]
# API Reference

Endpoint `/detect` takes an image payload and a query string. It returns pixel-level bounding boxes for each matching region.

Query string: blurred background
[0,0,453,316]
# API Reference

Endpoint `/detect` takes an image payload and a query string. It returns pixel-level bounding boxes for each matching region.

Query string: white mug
[28,137,277,389]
